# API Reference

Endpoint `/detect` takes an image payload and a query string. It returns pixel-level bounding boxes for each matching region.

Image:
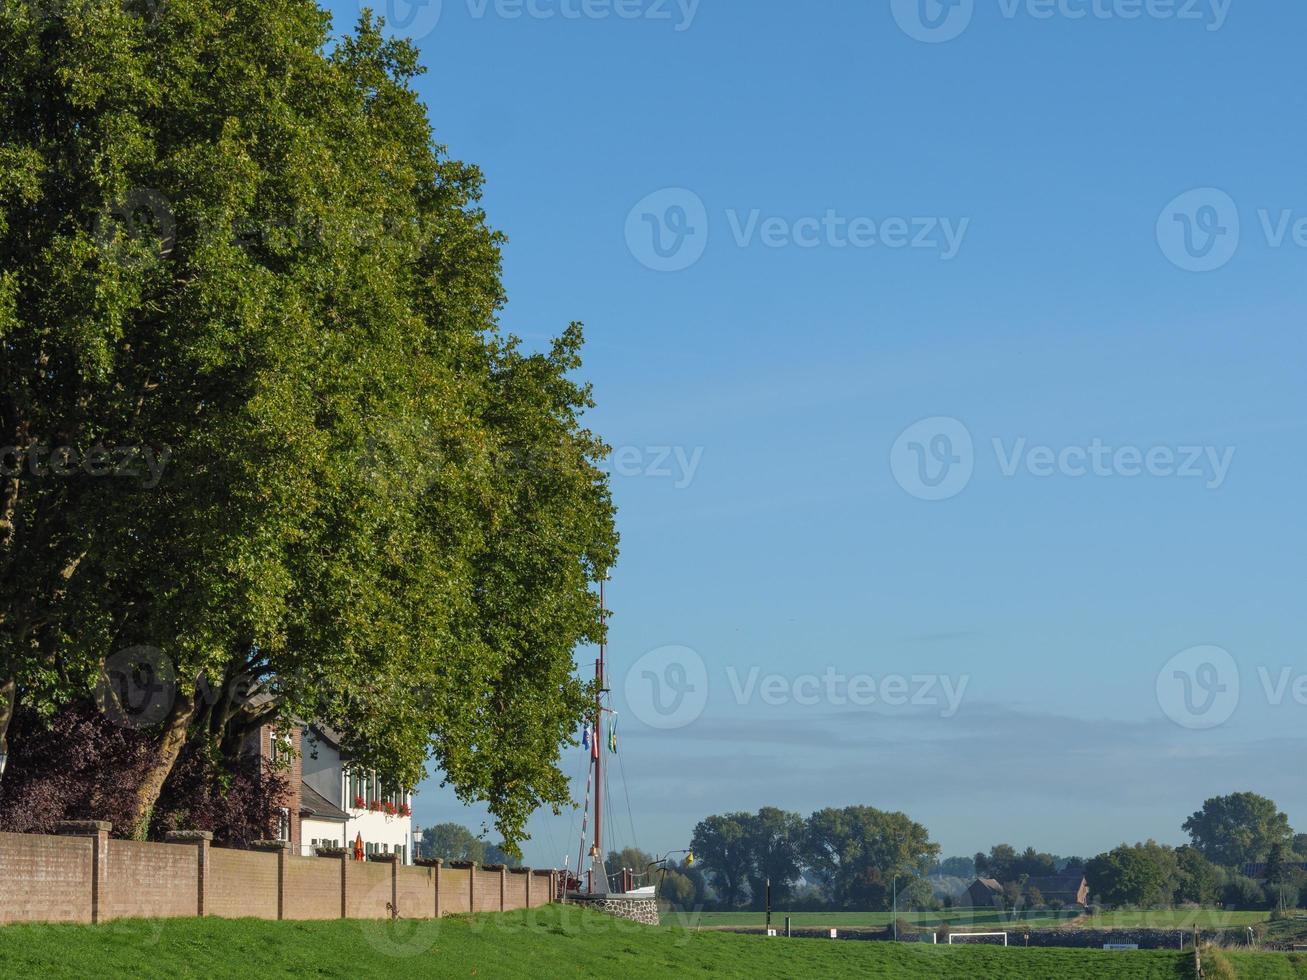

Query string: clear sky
[321,0,1307,867]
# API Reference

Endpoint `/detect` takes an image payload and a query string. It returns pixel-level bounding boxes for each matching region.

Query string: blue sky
[321,0,1307,866]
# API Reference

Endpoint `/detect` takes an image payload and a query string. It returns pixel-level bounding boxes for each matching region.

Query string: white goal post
[947,932,1009,946]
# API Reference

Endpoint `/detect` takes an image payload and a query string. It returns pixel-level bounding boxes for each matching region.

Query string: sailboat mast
[594,579,605,862]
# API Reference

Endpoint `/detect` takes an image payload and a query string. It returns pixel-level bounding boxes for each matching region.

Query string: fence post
[525,867,532,908]
[469,862,476,912]
[165,830,213,917]
[434,858,443,919]
[500,866,507,911]
[57,820,111,924]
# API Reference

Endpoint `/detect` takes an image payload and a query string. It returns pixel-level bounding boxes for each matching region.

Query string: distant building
[1023,874,1089,907]
[963,878,1004,908]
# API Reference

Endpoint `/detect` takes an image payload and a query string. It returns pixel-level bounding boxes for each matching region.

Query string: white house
[255,722,414,863]
[301,725,414,863]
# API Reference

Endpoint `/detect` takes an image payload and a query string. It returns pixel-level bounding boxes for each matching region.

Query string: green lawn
[694,908,1079,929]
[696,907,1272,932]
[1215,951,1307,978]
[0,905,1205,979]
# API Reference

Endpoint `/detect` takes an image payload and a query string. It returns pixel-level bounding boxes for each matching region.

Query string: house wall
[301,817,348,853]
[300,730,342,805]
[345,807,411,862]
[0,827,559,925]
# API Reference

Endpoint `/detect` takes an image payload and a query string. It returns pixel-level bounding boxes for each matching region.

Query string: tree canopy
[0,0,615,847]
[1183,793,1294,869]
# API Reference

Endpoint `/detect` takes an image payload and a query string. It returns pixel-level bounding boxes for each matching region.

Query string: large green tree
[743,807,806,908]
[690,812,754,909]
[802,806,939,911]
[0,0,615,845]
[1085,841,1180,908]
[1183,793,1294,869]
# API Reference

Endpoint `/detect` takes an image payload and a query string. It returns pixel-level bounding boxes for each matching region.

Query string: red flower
[353,796,366,809]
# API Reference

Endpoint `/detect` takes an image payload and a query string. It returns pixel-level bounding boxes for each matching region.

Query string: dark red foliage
[0,702,289,846]
[0,703,157,835]
[151,743,288,848]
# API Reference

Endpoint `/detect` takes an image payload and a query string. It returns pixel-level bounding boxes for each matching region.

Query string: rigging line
[614,734,640,857]
[562,737,589,869]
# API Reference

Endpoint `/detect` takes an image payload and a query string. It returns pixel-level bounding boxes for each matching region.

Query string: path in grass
[0,905,1203,979]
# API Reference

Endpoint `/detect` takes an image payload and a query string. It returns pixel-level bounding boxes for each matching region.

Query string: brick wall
[208,848,279,920]
[472,867,500,912]
[103,840,198,920]
[505,870,527,909]
[0,828,557,925]
[396,865,436,920]
[284,856,343,920]
[529,870,553,908]
[440,865,472,914]
[0,832,92,924]
[345,859,393,919]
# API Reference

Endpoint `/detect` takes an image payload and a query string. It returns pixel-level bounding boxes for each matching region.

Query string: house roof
[299,781,349,823]
[971,878,1003,894]
[1024,874,1088,901]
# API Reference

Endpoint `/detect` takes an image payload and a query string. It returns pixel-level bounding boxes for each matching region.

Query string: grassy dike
[0,903,1290,979]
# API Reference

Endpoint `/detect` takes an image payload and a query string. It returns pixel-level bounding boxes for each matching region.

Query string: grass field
[1,904,1294,979]
[695,907,1273,931]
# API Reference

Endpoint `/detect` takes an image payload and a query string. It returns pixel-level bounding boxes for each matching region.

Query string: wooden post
[500,866,507,911]
[165,830,213,917]
[58,821,111,924]
[525,868,532,908]
[469,862,476,912]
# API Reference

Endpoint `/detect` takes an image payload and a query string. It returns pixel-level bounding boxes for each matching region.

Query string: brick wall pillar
[57,820,110,924]
[434,859,443,918]
[165,831,213,916]
[339,852,349,919]
[251,840,291,920]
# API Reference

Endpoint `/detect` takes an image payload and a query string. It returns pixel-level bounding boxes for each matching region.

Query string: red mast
[593,578,605,870]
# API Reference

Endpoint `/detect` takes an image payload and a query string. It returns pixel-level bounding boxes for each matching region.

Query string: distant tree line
[686,805,939,912]
[681,792,1307,913]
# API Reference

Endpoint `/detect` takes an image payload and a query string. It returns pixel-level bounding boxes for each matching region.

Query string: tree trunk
[124,688,196,839]
[0,676,14,778]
